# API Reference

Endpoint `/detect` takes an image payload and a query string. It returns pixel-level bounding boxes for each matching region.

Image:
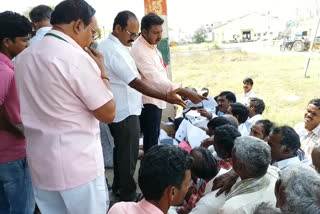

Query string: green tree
[192,27,208,43]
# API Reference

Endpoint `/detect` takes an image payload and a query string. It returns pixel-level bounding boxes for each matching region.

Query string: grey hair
[253,202,281,214]
[222,114,239,128]
[279,164,320,214]
[233,136,271,178]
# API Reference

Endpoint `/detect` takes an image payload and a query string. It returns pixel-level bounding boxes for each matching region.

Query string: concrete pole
[303,16,320,77]
[303,0,320,77]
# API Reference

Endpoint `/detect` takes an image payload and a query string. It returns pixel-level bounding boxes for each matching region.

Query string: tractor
[280,35,310,52]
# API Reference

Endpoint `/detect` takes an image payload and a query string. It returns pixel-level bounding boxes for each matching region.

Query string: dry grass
[171,50,320,126]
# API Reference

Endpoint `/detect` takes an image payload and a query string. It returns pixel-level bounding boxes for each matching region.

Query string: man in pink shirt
[108,144,192,214]
[14,0,115,213]
[0,11,35,214]
[131,13,186,152]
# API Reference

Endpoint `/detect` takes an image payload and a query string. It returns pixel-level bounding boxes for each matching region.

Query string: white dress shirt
[247,114,263,127]
[238,119,250,136]
[30,26,52,44]
[273,156,301,170]
[240,90,255,104]
[97,34,142,123]
[189,190,227,214]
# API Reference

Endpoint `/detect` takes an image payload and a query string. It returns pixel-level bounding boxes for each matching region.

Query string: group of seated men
[109,78,320,214]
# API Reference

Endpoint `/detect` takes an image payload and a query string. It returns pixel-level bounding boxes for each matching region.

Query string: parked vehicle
[280,32,311,52]
[280,37,310,52]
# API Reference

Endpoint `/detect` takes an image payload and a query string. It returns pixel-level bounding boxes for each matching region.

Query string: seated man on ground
[212,125,241,170]
[218,137,278,214]
[218,136,278,213]
[222,114,239,128]
[108,144,192,214]
[251,121,304,161]
[250,119,274,142]
[294,98,320,157]
[177,147,218,214]
[275,163,320,214]
[226,103,250,136]
[206,116,231,137]
[246,97,265,131]
[201,117,231,148]
[190,136,278,214]
[212,125,303,198]
[198,91,236,119]
[268,126,302,170]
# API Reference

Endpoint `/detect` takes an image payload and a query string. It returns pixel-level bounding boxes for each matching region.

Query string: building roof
[214,12,279,29]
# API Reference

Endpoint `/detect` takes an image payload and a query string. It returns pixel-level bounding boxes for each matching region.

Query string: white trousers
[33,175,109,214]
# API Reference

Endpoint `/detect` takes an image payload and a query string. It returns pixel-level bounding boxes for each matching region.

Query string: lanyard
[45,33,68,43]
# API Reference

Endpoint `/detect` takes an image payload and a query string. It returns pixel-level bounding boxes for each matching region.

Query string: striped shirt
[218,158,233,170]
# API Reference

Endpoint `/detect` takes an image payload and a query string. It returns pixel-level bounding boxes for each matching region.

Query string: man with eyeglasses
[14,0,115,213]
[98,10,204,202]
[0,11,35,214]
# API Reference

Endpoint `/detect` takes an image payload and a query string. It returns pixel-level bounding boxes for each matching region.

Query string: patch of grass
[171,50,320,126]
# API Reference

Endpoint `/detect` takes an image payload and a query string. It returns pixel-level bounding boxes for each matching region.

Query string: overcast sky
[1,0,319,33]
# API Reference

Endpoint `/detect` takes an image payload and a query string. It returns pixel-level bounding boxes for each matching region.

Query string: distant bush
[192,27,208,43]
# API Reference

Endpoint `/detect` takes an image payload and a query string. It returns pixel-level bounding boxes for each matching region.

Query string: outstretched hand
[166,89,187,108]
[176,88,207,104]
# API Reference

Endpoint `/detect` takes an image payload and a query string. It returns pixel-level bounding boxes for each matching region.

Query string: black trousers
[140,104,163,153]
[109,115,140,201]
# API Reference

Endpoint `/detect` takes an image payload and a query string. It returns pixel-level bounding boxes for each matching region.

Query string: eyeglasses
[124,29,139,39]
[89,25,100,40]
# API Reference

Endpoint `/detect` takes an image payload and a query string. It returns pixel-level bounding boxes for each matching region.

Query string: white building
[212,12,283,43]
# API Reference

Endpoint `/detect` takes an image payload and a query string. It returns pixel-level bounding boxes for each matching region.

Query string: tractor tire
[293,41,305,52]
[280,45,285,52]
